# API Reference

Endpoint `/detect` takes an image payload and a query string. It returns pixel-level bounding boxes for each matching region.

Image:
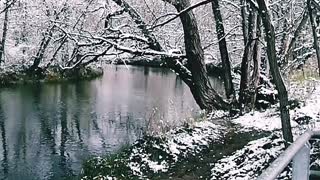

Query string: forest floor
[81,77,320,180]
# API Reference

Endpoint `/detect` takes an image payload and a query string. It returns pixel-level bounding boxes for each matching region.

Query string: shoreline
[0,64,104,86]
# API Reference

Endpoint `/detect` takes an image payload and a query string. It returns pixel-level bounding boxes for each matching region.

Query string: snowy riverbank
[81,79,320,180]
[211,79,320,179]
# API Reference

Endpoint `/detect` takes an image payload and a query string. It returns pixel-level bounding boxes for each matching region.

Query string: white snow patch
[233,108,298,131]
[291,82,320,129]
[211,135,285,180]
[82,175,117,180]
[128,121,224,177]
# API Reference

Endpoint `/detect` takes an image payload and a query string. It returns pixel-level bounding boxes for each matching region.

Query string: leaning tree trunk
[257,0,293,146]
[110,0,163,51]
[308,0,320,76]
[164,0,230,111]
[28,26,54,73]
[110,0,194,88]
[282,10,308,67]
[211,0,235,99]
[0,0,10,65]
[115,0,230,110]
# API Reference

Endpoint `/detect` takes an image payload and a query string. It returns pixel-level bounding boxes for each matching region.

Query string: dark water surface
[0,65,223,180]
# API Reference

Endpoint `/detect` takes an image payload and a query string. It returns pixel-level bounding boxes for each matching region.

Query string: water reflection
[0,65,223,179]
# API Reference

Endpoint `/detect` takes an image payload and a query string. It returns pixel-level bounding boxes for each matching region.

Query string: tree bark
[239,7,256,111]
[257,0,293,146]
[211,0,235,99]
[0,0,10,65]
[240,0,248,46]
[308,0,320,76]
[28,26,54,73]
[29,3,68,73]
[164,0,230,111]
[251,15,261,111]
[282,10,308,66]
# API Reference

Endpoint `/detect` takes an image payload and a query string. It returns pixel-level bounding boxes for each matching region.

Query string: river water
[0,65,224,180]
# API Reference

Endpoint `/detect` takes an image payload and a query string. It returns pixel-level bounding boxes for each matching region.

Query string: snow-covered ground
[210,79,320,180]
[82,121,226,179]
[82,79,320,180]
[127,122,225,177]
[211,134,286,180]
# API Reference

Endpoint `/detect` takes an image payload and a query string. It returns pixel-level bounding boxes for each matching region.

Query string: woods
[0,0,320,144]
[1,0,320,179]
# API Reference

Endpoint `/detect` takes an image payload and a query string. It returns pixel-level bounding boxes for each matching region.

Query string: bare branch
[149,0,213,30]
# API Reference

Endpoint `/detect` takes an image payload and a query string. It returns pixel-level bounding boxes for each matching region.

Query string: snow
[84,79,320,180]
[211,134,285,180]
[233,108,298,132]
[233,80,320,132]
[259,86,278,95]
[82,175,117,180]
[84,121,225,179]
[290,80,320,129]
[211,79,320,180]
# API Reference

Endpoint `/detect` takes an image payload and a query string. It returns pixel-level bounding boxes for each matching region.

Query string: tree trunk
[110,0,163,51]
[251,15,262,111]
[0,0,10,65]
[28,26,54,73]
[29,3,68,73]
[257,0,293,146]
[240,0,248,46]
[110,0,193,87]
[308,0,320,76]
[164,0,230,111]
[211,0,235,99]
[115,0,230,111]
[239,7,256,111]
[282,10,308,66]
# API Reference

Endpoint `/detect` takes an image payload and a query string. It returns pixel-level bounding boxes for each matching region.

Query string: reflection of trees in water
[0,65,203,179]
[13,89,31,170]
[74,83,85,146]
[33,85,56,155]
[59,85,74,177]
[0,103,8,180]
[91,110,108,150]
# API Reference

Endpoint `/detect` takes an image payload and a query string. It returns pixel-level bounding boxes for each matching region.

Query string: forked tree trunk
[28,27,54,73]
[257,0,293,146]
[171,0,230,110]
[211,0,235,99]
[29,3,68,73]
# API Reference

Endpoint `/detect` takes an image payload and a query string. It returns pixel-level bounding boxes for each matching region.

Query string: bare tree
[211,0,235,99]
[161,0,230,111]
[0,0,12,65]
[308,0,320,75]
[239,6,257,111]
[256,0,293,145]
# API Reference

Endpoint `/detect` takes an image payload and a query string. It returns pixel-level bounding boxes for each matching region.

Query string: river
[0,65,224,180]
